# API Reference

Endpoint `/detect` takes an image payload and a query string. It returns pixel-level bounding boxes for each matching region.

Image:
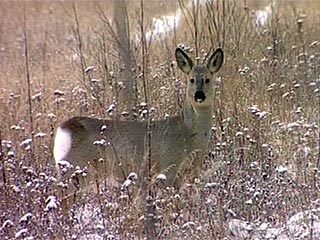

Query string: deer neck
[182,103,213,147]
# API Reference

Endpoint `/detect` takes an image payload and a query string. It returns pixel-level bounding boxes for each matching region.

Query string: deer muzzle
[194,91,206,103]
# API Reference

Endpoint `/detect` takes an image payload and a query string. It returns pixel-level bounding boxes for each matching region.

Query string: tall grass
[0,0,319,239]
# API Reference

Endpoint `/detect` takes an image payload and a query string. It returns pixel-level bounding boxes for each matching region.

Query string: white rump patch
[53,127,72,170]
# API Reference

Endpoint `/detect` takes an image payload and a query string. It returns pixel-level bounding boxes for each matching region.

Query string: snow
[15,228,28,238]
[1,219,14,228]
[121,179,133,189]
[20,138,32,147]
[19,213,33,223]
[35,132,47,138]
[156,173,167,181]
[276,165,288,173]
[45,196,59,210]
[228,208,320,239]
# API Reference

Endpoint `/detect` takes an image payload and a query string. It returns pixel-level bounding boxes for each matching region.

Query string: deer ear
[175,48,193,74]
[207,48,224,73]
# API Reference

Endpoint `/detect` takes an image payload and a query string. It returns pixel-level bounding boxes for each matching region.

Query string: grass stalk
[139,0,157,238]
[22,3,35,158]
[72,3,87,88]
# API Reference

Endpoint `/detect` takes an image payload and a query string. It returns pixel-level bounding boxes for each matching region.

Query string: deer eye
[190,78,195,84]
[205,78,210,83]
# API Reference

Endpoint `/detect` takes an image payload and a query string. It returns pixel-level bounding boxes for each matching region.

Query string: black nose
[194,91,206,103]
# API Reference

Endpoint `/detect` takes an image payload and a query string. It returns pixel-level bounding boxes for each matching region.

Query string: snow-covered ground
[228,207,320,239]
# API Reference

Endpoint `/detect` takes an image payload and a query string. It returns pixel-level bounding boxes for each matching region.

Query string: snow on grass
[228,208,320,239]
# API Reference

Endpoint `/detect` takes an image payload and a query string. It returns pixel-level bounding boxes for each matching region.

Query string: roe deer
[53,47,223,200]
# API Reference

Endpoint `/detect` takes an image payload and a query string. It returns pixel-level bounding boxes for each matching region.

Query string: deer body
[54,47,223,197]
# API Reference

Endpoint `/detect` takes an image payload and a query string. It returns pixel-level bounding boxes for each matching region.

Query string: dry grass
[0,0,320,239]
